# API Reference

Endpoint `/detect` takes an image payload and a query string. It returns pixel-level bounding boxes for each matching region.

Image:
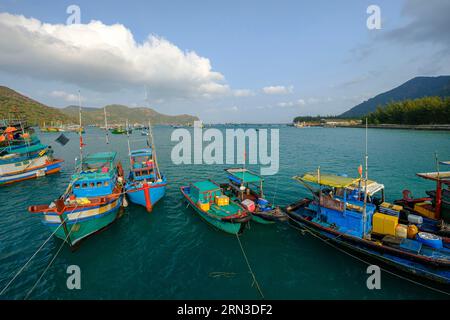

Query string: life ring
[416,232,443,249]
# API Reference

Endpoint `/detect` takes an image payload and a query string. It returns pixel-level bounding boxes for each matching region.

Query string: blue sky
[0,0,449,122]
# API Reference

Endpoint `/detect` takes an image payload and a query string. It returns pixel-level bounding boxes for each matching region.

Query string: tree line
[366,96,450,125]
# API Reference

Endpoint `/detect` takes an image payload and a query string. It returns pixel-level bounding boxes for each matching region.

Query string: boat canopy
[84,152,117,163]
[295,172,384,196]
[130,148,152,157]
[297,173,360,188]
[416,171,450,183]
[192,180,221,193]
[8,143,47,154]
[225,168,263,184]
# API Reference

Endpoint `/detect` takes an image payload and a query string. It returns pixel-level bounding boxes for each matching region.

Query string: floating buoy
[122,195,128,208]
[416,232,443,249]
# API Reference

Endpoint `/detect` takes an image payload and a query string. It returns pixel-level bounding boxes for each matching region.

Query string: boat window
[15,162,22,167]
[97,182,102,187]
[74,184,80,189]
[23,160,29,165]
[104,181,109,187]
[89,182,95,188]
[82,183,88,188]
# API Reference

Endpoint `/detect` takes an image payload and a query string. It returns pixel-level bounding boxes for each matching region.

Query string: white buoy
[122,195,128,207]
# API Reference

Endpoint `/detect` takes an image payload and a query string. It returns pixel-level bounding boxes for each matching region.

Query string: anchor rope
[24,209,83,299]
[0,205,78,297]
[235,233,265,300]
[286,214,450,296]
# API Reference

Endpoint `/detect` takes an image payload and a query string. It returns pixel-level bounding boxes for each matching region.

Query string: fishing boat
[285,170,450,284]
[0,120,63,186]
[181,180,251,234]
[220,168,287,224]
[29,93,125,248]
[125,121,166,211]
[110,125,132,135]
[394,162,450,237]
[29,152,125,247]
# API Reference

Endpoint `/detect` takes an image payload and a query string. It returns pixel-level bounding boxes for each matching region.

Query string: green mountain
[0,86,73,125]
[61,104,199,125]
[0,86,199,126]
[340,76,450,118]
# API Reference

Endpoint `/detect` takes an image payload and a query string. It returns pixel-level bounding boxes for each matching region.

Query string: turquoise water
[0,126,449,299]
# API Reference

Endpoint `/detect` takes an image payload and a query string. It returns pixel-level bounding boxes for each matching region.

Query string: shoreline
[326,124,450,131]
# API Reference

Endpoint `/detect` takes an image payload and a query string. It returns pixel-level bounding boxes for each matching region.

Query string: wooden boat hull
[285,200,450,285]
[31,195,123,246]
[181,186,249,234]
[0,158,63,186]
[126,181,167,212]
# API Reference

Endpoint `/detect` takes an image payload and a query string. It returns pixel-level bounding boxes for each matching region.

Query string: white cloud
[262,85,293,95]
[0,13,229,98]
[277,99,305,108]
[233,89,254,97]
[50,90,80,102]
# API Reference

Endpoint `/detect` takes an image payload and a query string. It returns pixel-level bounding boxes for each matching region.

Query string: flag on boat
[55,133,70,146]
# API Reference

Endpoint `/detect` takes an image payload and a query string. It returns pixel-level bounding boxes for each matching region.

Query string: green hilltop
[0,86,73,124]
[0,86,199,125]
[62,104,199,125]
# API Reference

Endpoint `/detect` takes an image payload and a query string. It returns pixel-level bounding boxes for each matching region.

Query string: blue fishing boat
[181,180,251,234]
[0,119,63,186]
[29,152,125,247]
[220,168,287,224]
[125,148,166,211]
[124,119,166,212]
[285,170,450,284]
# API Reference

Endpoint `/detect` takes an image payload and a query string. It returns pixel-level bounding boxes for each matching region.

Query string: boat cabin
[414,167,450,222]
[190,180,222,205]
[225,168,265,201]
[72,152,117,198]
[129,149,157,182]
[296,172,385,238]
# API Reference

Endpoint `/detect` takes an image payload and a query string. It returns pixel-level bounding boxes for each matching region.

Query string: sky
[0,0,449,123]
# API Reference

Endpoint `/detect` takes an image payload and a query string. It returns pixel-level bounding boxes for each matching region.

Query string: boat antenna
[362,118,368,238]
[145,87,161,180]
[77,90,84,166]
[148,119,160,180]
[104,106,109,144]
[126,118,132,163]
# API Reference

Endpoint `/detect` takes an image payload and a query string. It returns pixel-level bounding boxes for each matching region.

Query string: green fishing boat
[220,168,287,224]
[181,180,251,234]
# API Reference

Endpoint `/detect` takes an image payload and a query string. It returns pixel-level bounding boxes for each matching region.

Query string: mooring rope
[235,233,265,299]
[0,205,78,297]
[24,209,83,299]
[286,214,450,296]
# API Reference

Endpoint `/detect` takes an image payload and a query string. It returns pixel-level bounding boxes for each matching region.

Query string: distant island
[340,75,450,118]
[292,76,450,129]
[366,96,450,125]
[0,86,199,126]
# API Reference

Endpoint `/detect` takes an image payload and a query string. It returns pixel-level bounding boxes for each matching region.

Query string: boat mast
[362,118,368,238]
[148,119,161,180]
[104,106,109,144]
[126,118,132,164]
[144,88,161,180]
[77,90,84,166]
[435,152,442,217]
